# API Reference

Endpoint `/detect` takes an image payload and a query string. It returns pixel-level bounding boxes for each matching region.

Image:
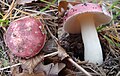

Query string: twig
[68,58,92,76]
[7,16,55,20]
[0,63,22,71]
[2,0,16,20]
[44,18,92,76]
[77,60,88,65]
[0,0,16,31]
[0,52,58,71]
[43,18,58,44]
[58,44,92,76]
[44,51,58,58]
[24,9,51,16]
[0,0,31,15]
[0,1,57,21]
[116,71,120,76]
[24,9,57,19]
[105,2,120,10]
[40,0,57,8]
[82,65,101,76]
[40,0,56,12]
[45,9,58,13]
[1,0,16,31]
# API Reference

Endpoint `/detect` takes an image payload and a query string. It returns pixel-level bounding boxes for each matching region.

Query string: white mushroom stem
[80,14,103,65]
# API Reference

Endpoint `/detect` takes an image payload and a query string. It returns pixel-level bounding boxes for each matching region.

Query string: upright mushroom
[63,3,112,65]
[5,16,46,58]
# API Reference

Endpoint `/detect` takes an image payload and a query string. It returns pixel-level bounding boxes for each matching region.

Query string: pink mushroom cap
[64,3,112,34]
[5,16,46,58]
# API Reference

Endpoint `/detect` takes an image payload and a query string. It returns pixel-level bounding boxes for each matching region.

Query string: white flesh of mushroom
[79,14,103,65]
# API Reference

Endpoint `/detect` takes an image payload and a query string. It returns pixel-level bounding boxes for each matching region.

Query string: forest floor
[0,0,120,76]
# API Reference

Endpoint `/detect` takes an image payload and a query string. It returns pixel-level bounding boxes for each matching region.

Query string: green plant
[40,0,56,12]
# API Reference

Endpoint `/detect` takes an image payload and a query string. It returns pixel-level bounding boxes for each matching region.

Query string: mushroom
[63,3,112,65]
[5,16,46,58]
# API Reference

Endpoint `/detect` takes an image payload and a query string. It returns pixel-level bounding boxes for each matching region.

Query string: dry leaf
[34,63,54,75]
[11,63,46,76]
[11,66,20,76]
[58,1,80,16]
[42,39,57,53]
[15,71,45,76]
[19,54,44,74]
[49,63,66,75]
[58,45,69,60]
[34,62,66,76]
[17,0,37,5]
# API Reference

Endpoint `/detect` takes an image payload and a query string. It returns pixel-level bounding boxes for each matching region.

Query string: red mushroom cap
[5,16,46,58]
[64,3,112,34]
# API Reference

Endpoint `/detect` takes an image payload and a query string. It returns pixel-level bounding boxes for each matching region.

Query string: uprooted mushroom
[5,16,46,58]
